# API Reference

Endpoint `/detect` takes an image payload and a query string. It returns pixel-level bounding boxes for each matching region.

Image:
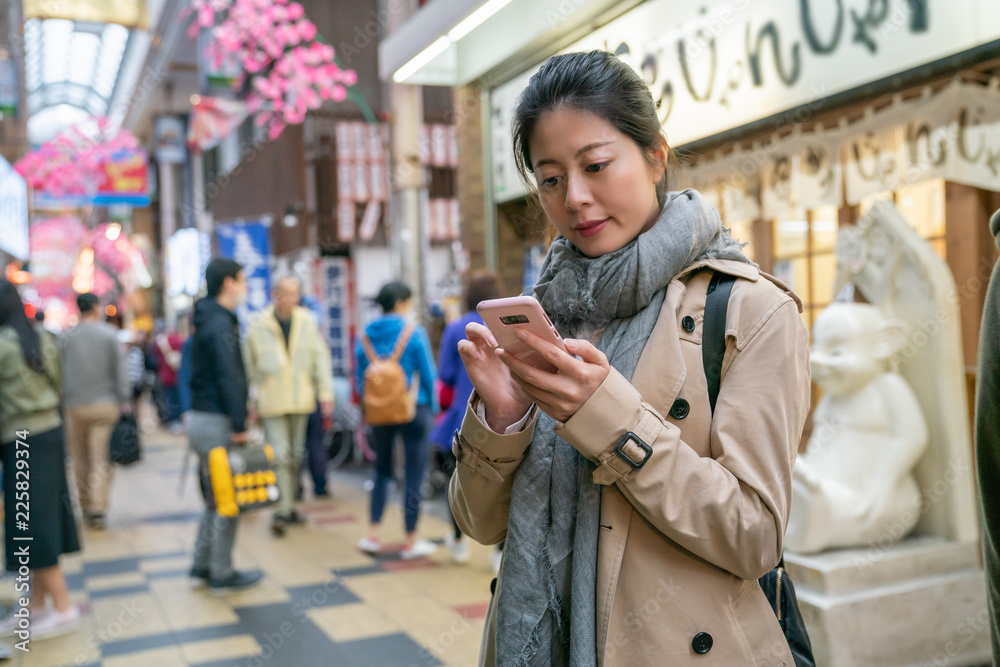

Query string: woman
[449,51,811,666]
[355,281,438,559]
[430,272,505,567]
[0,280,81,639]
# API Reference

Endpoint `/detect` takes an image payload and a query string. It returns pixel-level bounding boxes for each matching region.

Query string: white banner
[796,126,844,209]
[678,80,1000,218]
[0,156,29,260]
[948,81,1000,191]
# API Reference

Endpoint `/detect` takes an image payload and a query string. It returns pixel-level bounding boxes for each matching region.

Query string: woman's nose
[564,174,592,211]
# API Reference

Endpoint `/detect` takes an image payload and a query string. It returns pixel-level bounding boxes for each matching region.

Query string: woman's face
[528,105,665,257]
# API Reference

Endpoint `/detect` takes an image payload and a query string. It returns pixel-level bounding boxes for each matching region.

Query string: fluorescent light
[447,0,515,41]
[392,36,451,83]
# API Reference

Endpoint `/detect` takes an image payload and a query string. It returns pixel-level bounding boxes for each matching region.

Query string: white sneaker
[357,536,381,554]
[444,533,471,564]
[0,608,42,637]
[31,605,79,640]
[490,547,503,575]
[401,538,438,560]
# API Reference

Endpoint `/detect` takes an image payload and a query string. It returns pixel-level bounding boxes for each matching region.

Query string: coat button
[692,632,713,654]
[682,316,696,333]
[490,577,497,596]
[669,398,690,420]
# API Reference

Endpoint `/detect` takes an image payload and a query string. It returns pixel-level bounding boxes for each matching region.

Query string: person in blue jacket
[430,272,505,566]
[355,281,438,560]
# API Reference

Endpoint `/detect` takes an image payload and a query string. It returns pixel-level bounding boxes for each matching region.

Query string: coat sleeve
[976,260,1000,658]
[111,333,129,404]
[448,394,538,545]
[557,298,810,581]
[209,319,248,433]
[311,319,334,404]
[437,323,461,389]
[355,336,368,401]
[411,326,438,412]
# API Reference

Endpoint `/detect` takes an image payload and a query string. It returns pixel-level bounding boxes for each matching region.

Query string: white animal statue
[784,302,928,554]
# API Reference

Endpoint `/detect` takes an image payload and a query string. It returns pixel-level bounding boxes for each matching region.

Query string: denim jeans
[368,405,432,533]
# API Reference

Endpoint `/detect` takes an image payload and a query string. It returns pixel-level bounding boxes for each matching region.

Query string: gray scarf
[495,190,752,666]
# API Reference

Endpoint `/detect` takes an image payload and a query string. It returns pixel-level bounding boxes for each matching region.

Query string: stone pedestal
[785,537,991,667]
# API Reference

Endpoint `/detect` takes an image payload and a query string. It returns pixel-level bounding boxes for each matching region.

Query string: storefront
[387,0,1000,389]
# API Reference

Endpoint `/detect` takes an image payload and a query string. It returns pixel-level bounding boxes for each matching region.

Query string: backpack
[361,323,418,426]
[702,270,815,667]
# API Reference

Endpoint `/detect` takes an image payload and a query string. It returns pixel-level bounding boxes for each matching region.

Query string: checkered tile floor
[7,427,495,666]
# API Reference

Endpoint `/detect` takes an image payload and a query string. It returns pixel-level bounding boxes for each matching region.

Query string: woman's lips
[574,218,609,238]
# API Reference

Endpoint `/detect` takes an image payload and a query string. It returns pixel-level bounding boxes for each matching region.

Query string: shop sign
[682,79,1000,212]
[33,148,151,209]
[216,219,272,319]
[0,156,29,260]
[155,116,187,165]
[0,55,18,118]
[165,228,208,297]
[491,0,1000,183]
[318,257,352,377]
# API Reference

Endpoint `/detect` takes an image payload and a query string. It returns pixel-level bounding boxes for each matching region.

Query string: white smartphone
[477,296,566,373]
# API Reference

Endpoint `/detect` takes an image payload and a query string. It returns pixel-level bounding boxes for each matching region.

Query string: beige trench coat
[449,258,811,666]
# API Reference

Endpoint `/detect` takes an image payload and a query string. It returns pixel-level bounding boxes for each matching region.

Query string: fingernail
[565,338,577,349]
[487,333,498,347]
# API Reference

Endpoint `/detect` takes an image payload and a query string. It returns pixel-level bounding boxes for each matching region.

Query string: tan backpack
[361,323,418,426]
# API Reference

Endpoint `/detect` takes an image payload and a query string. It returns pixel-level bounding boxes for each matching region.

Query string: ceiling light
[447,0,514,41]
[392,36,451,83]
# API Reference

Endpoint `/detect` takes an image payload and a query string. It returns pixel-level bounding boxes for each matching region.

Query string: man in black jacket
[187,258,262,593]
[976,208,1000,662]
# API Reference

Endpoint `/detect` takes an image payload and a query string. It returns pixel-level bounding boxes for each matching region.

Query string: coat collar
[674,257,760,283]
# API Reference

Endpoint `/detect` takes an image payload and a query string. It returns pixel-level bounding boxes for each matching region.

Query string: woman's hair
[512,50,671,208]
[376,281,412,314]
[465,271,504,312]
[0,280,45,373]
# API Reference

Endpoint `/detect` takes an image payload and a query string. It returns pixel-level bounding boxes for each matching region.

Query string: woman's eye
[540,176,560,188]
[586,162,610,173]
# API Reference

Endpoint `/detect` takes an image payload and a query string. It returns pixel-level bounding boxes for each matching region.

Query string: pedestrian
[152,328,184,434]
[245,276,334,537]
[177,322,194,424]
[975,206,1000,661]
[187,258,263,593]
[0,280,81,639]
[450,50,811,666]
[298,294,331,499]
[60,292,131,530]
[355,281,438,559]
[430,271,506,569]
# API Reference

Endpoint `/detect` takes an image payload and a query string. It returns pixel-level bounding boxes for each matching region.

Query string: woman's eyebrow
[533,141,613,170]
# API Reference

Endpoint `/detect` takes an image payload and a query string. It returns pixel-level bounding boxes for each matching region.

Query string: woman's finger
[564,338,609,369]
[512,329,582,376]
[465,322,498,348]
[498,348,573,397]
[457,339,484,362]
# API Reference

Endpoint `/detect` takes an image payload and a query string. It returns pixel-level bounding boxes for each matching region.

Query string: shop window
[858,182,946,259]
[897,179,946,260]
[772,208,839,332]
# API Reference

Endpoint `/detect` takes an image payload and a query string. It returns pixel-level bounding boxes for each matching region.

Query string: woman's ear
[648,139,668,185]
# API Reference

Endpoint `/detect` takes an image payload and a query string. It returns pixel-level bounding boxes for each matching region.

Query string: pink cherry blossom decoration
[189,0,359,137]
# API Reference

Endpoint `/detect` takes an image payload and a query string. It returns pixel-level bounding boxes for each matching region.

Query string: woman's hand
[458,323,534,432]
[498,329,610,423]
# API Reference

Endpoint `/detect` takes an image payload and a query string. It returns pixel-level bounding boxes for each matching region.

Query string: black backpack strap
[702,271,737,416]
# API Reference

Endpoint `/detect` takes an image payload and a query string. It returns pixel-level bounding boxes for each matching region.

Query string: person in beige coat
[450,51,811,666]
[245,276,334,536]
